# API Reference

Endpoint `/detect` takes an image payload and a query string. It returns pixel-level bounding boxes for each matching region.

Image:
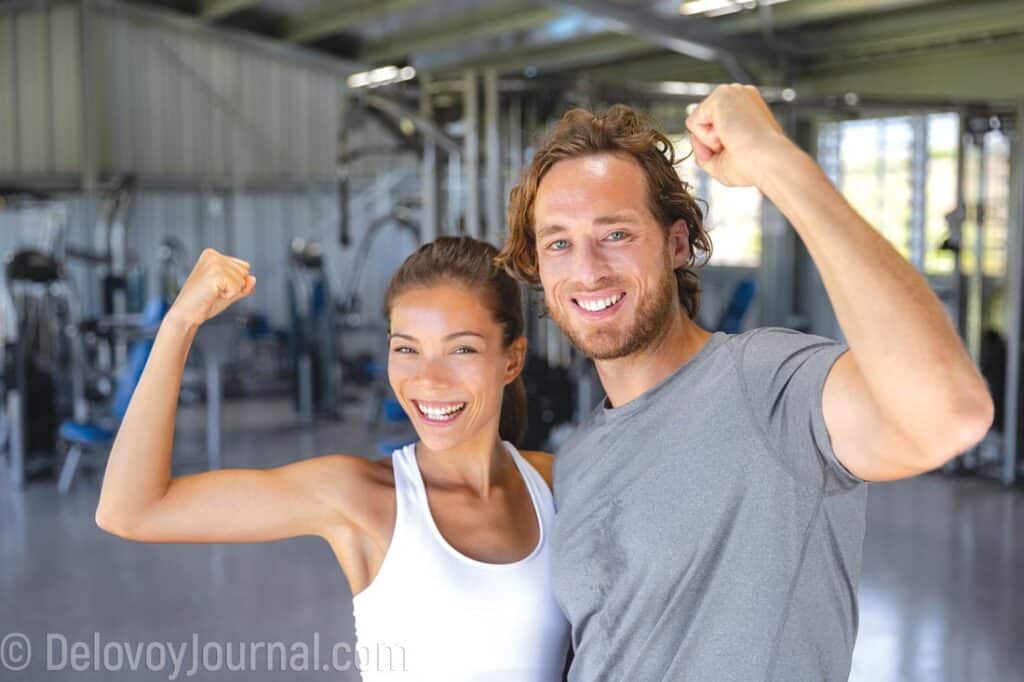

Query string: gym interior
[1,0,1022,680]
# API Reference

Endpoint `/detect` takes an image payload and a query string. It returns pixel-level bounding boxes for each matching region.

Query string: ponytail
[499,375,528,446]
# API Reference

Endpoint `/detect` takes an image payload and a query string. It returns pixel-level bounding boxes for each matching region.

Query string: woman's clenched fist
[166,248,256,329]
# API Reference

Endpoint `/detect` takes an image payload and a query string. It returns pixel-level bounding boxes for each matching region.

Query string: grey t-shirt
[552,327,868,682]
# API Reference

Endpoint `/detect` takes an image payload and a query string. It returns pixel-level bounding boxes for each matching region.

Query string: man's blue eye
[392,346,415,354]
[608,231,627,241]
[549,239,569,251]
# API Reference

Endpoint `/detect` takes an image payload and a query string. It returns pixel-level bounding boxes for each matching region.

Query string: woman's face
[388,282,525,452]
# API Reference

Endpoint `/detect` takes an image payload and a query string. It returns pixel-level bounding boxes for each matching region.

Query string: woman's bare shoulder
[296,454,396,515]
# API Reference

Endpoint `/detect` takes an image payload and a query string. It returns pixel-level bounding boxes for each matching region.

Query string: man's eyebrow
[388,332,416,341]
[593,212,640,225]
[536,213,640,240]
[536,224,566,241]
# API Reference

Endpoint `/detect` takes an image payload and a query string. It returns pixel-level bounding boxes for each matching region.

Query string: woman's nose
[414,355,451,387]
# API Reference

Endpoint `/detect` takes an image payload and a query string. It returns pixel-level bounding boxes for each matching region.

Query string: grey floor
[2,397,1022,681]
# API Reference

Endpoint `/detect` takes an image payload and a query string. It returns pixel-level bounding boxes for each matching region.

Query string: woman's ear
[669,219,690,270]
[505,336,528,384]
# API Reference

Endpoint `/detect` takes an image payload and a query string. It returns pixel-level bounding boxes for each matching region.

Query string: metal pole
[1003,102,1024,486]
[463,70,480,238]
[6,390,24,490]
[507,94,524,197]
[968,131,987,363]
[910,115,928,271]
[78,0,97,190]
[420,75,439,242]
[297,353,313,426]
[484,68,502,245]
[943,111,970,474]
[205,357,222,470]
[951,110,969,341]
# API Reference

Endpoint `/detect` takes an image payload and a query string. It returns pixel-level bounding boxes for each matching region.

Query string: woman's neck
[415,424,511,497]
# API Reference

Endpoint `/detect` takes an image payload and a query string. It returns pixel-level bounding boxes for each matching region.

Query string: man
[496,86,993,681]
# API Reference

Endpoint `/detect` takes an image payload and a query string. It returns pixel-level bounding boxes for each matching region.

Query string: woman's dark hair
[384,236,527,446]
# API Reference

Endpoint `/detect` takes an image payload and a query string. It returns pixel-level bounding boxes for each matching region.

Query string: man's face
[533,153,686,360]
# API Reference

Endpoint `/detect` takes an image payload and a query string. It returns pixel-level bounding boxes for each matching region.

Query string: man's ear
[505,336,528,384]
[668,219,690,270]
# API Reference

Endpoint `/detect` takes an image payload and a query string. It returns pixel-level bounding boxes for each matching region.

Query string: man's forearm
[756,136,992,453]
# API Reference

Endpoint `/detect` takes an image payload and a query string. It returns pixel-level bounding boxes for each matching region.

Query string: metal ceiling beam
[540,0,780,83]
[415,14,647,74]
[583,51,733,83]
[363,6,558,63]
[448,33,660,77]
[286,0,430,44]
[712,0,942,33]
[353,92,462,156]
[792,0,1024,59]
[200,0,263,21]
[795,36,1024,101]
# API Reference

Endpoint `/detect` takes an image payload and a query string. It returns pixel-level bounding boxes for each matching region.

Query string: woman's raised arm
[94,248,370,544]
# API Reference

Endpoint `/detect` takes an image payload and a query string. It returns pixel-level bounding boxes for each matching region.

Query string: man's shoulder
[725,326,845,364]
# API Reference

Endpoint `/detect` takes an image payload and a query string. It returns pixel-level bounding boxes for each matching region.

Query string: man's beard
[548,266,678,361]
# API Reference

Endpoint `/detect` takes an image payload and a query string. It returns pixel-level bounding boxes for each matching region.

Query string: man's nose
[572,238,613,289]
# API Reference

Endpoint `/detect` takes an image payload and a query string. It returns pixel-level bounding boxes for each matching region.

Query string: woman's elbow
[95,508,139,540]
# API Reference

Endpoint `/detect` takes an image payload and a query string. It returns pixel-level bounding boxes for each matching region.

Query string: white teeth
[576,293,623,312]
[416,402,466,421]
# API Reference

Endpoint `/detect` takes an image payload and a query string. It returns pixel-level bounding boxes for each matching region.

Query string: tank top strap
[387,442,425,529]
[502,441,556,527]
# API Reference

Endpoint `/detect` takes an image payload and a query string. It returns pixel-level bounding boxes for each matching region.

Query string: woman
[95,236,570,681]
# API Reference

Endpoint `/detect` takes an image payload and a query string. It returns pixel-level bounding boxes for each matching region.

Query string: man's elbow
[924,389,995,470]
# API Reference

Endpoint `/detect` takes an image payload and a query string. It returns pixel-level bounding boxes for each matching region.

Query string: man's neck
[595,312,713,408]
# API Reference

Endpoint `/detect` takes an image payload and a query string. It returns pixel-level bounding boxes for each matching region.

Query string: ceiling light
[680,0,790,17]
[346,65,416,89]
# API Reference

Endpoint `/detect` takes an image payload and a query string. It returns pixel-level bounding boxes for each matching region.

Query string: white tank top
[351,441,570,682]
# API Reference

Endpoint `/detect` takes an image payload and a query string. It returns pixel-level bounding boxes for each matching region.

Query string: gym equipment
[56,297,169,494]
[157,237,188,302]
[715,280,757,334]
[1,245,81,489]
[287,238,339,421]
[521,355,576,452]
[338,205,420,318]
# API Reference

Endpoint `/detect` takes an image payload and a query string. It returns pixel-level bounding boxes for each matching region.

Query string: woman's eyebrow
[388,331,484,341]
[444,331,485,341]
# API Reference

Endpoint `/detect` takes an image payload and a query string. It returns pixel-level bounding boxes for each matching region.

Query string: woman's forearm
[95,315,199,534]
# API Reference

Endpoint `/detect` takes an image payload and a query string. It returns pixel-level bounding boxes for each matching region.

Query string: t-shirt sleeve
[733,326,865,493]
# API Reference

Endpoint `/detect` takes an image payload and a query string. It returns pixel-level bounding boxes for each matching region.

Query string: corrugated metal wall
[90,2,343,183]
[0,4,82,177]
[0,1,346,186]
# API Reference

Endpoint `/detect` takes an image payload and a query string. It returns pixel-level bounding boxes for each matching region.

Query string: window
[670,134,762,267]
[818,113,992,277]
